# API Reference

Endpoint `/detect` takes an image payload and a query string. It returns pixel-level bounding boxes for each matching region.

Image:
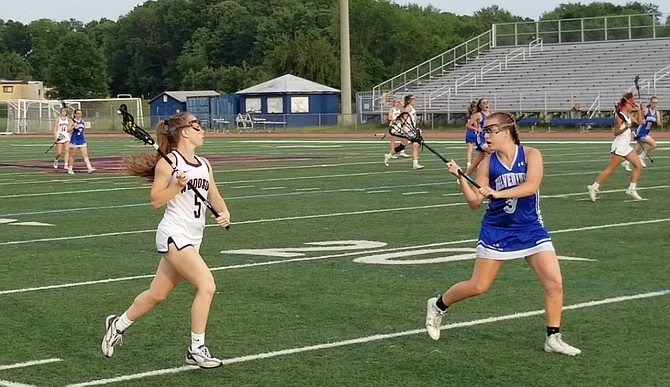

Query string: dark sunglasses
[175,120,203,131]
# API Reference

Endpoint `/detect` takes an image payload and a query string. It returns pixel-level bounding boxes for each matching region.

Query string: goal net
[6,97,144,134]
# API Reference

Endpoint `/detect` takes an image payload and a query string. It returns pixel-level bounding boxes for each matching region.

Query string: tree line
[0,0,664,100]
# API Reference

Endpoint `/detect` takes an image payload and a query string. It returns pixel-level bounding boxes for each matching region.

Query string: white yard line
[1,217,668,296]
[0,358,62,372]
[64,290,670,387]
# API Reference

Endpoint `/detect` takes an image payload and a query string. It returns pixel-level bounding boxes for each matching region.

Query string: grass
[0,135,668,386]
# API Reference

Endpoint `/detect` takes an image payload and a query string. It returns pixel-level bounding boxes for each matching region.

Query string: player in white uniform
[403,95,424,170]
[383,98,411,166]
[101,113,231,368]
[587,92,644,202]
[52,107,72,170]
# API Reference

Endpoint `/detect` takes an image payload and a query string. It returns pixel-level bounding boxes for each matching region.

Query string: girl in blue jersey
[424,112,581,356]
[68,109,95,174]
[101,112,231,368]
[464,100,478,169]
[464,98,491,176]
[622,96,661,170]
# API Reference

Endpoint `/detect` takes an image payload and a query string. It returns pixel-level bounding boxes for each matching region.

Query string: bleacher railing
[654,65,670,93]
[371,30,492,111]
[493,13,670,46]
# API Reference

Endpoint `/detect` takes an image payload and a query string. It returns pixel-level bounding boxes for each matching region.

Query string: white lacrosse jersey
[407,105,417,124]
[610,112,634,156]
[390,107,401,120]
[156,151,211,251]
[56,117,70,142]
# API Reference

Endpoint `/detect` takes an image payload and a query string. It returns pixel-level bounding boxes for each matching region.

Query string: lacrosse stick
[118,104,229,229]
[632,75,654,162]
[388,112,481,188]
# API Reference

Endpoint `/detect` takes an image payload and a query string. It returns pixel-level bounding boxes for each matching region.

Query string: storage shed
[149,90,220,127]
[236,74,340,127]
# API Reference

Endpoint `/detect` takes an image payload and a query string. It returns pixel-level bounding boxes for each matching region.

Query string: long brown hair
[487,112,520,145]
[123,112,193,180]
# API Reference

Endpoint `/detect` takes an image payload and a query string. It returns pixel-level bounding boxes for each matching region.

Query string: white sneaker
[413,163,424,170]
[88,167,96,174]
[390,154,398,159]
[186,345,222,369]
[67,167,74,175]
[425,297,444,340]
[101,315,124,357]
[587,185,599,202]
[399,151,410,158]
[384,154,391,167]
[640,158,647,168]
[544,333,581,356]
[621,160,632,172]
[625,188,642,200]
[53,159,58,169]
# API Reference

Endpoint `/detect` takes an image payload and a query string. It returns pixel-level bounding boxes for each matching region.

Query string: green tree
[0,52,33,79]
[47,31,109,98]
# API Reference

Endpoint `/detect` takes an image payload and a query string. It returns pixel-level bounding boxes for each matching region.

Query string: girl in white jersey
[101,112,231,368]
[402,95,424,170]
[383,98,411,166]
[587,92,644,202]
[52,107,72,170]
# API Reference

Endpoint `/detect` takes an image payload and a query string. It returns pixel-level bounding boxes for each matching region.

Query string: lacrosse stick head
[118,104,155,146]
[388,112,422,143]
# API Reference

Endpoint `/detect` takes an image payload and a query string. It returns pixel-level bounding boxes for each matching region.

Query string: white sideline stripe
[0,358,62,371]
[0,380,36,387]
[65,290,670,387]
[0,203,465,246]
[1,217,668,296]
[365,190,390,194]
[401,191,430,195]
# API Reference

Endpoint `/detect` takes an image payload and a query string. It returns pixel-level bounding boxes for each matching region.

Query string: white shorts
[56,133,70,144]
[610,138,633,157]
[69,143,87,148]
[155,227,201,254]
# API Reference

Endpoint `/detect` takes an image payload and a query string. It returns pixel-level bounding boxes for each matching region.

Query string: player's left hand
[478,186,499,198]
[214,211,231,228]
[446,160,461,177]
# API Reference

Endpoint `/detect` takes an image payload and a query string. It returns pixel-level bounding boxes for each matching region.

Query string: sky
[0,0,669,24]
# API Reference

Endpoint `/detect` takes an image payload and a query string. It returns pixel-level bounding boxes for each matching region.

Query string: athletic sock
[628,183,637,190]
[114,311,134,332]
[592,182,600,190]
[435,296,449,312]
[547,326,560,336]
[191,332,205,350]
[639,152,646,161]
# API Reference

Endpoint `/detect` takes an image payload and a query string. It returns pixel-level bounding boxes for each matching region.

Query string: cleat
[587,185,598,202]
[621,160,632,172]
[101,315,124,357]
[425,297,444,340]
[384,154,391,167]
[413,163,424,170]
[544,333,581,356]
[53,159,58,169]
[88,167,96,174]
[186,345,222,369]
[399,151,410,158]
[625,188,642,200]
[640,159,647,168]
[67,167,74,175]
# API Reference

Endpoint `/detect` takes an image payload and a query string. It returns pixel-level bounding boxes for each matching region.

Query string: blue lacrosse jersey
[70,119,86,146]
[636,109,657,138]
[475,112,488,151]
[481,146,545,230]
[465,113,477,143]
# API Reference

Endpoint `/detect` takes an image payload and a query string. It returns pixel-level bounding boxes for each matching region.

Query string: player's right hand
[175,171,189,188]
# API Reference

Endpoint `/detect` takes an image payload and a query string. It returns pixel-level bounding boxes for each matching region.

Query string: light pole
[340,0,352,126]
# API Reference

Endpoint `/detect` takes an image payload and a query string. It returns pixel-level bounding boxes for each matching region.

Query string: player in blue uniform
[425,112,581,356]
[622,96,661,170]
[68,109,95,174]
[464,100,478,169]
[465,98,491,176]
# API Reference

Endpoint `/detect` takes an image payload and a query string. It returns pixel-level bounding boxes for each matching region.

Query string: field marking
[0,358,62,371]
[260,186,286,190]
[1,217,668,297]
[0,380,36,387]
[401,191,430,195]
[365,190,391,194]
[64,289,670,387]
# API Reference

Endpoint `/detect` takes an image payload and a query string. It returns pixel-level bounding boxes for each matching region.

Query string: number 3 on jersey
[504,198,518,214]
